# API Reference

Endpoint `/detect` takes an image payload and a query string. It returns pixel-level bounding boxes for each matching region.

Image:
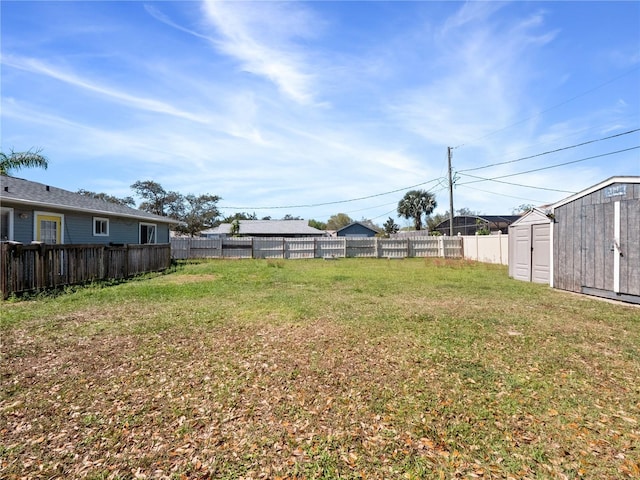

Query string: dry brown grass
[1,258,638,479]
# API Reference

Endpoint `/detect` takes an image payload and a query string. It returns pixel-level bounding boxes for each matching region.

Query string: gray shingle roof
[0,176,179,224]
[336,221,381,234]
[202,220,323,236]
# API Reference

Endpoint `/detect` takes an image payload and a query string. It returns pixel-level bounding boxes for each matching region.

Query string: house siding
[1,201,171,245]
[337,223,378,237]
[61,213,171,244]
[11,207,33,243]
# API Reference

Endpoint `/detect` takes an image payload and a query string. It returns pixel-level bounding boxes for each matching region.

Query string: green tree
[397,190,437,231]
[326,213,353,230]
[382,217,399,236]
[222,212,257,223]
[172,194,221,237]
[308,219,327,230]
[131,180,221,236]
[230,219,240,236]
[0,148,48,176]
[512,204,534,215]
[77,189,136,207]
[426,212,448,232]
[131,180,182,216]
[456,207,479,216]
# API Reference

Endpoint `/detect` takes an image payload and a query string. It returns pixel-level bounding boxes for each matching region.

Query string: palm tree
[0,148,49,176]
[397,189,437,231]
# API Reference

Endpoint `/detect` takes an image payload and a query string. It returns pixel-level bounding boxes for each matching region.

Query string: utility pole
[447,146,454,236]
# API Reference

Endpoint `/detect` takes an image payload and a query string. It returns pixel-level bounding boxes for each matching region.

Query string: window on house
[139,223,157,244]
[40,220,58,244]
[1,207,13,241]
[93,217,109,236]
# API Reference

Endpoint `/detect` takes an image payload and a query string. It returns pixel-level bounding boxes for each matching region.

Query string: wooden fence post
[0,243,9,300]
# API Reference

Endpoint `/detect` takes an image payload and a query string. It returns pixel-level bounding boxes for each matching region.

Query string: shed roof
[552,176,640,210]
[0,176,180,224]
[509,208,551,226]
[202,220,324,236]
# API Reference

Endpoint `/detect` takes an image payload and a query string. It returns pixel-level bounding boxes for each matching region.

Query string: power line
[458,146,640,184]
[457,184,547,205]
[342,200,398,217]
[220,177,445,211]
[458,128,640,173]
[457,173,576,193]
[454,66,640,149]
[371,207,401,221]
[474,114,640,161]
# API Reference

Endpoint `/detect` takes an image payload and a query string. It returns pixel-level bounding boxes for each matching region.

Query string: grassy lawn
[1,258,639,479]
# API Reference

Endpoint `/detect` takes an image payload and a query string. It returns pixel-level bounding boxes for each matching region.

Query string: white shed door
[512,225,532,282]
[531,224,550,284]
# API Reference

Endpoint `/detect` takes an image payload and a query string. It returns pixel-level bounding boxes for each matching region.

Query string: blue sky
[2,1,639,225]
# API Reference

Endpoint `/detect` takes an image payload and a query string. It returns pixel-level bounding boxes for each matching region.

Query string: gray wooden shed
[551,176,640,304]
[508,208,552,284]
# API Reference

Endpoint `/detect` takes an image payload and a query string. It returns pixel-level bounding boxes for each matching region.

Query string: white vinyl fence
[171,236,464,260]
[461,233,509,265]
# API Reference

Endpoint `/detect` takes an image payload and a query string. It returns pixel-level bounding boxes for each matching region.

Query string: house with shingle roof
[200,219,325,238]
[336,221,381,237]
[0,176,179,245]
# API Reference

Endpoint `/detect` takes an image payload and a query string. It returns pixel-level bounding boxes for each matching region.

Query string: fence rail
[171,236,464,260]
[1,243,171,299]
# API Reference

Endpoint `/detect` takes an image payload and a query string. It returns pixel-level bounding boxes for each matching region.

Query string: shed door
[619,199,640,297]
[531,224,550,284]
[581,203,615,293]
[582,199,639,298]
[511,225,531,282]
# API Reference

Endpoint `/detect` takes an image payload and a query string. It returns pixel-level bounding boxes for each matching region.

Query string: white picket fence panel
[171,236,467,260]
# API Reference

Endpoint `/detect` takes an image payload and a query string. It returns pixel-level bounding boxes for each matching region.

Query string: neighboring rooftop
[201,220,325,237]
[0,176,179,223]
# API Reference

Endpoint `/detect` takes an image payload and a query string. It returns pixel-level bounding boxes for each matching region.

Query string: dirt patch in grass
[156,274,220,285]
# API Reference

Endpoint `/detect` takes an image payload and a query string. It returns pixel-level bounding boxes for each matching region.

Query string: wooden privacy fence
[171,236,464,260]
[0,243,171,299]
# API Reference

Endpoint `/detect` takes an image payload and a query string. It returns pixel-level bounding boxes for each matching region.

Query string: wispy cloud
[200,0,322,105]
[2,53,281,148]
[2,55,213,124]
[389,5,559,149]
[441,1,507,33]
[2,1,637,219]
[144,4,212,42]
